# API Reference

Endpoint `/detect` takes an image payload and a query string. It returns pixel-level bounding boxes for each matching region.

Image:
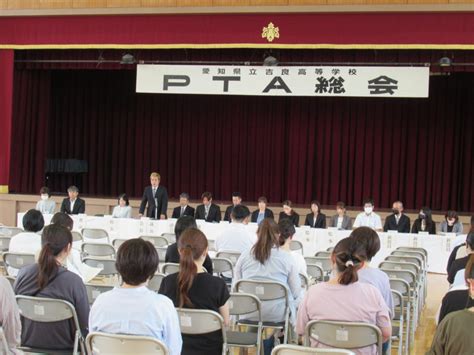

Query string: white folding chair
[290,240,304,254]
[0,227,23,237]
[212,257,234,279]
[140,235,169,248]
[161,233,176,244]
[161,262,180,275]
[304,320,382,355]
[391,290,404,355]
[3,252,36,276]
[83,258,118,277]
[299,273,310,290]
[71,231,83,243]
[388,278,412,354]
[272,344,355,355]
[82,242,116,258]
[148,273,166,292]
[177,308,227,355]
[86,332,169,355]
[0,236,12,251]
[85,284,114,305]
[156,246,168,262]
[15,295,84,354]
[306,264,325,283]
[227,293,263,355]
[314,251,332,258]
[216,250,241,266]
[112,238,129,249]
[81,228,110,243]
[234,279,291,343]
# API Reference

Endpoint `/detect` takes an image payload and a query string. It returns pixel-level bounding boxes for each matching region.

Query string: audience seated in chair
[89,238,182,355]
[14,224,89,351]
[447,232,474,285]
[0,276,21,354]
[159,228,230,355]
[296,237,391,355]
[278,218,307,277]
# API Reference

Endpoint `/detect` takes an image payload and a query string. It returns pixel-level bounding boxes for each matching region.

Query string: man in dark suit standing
[224,192,244,222]
[138,172,168,219]
[60,185,86,215]
[384,201,411,233]
[195,192,221,223]
[171,193,195,219]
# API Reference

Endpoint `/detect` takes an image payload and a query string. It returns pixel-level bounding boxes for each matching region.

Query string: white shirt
[89,286,182,355]
[112,205,132,218]
[337,216,344,229]
[353,212,383,230]
[215,223,257,254]
[9,232,41,254]
[70,199,76,213]
[291,250,307,277]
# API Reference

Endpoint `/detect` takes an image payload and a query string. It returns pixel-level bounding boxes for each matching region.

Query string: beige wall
[1,193,471,231]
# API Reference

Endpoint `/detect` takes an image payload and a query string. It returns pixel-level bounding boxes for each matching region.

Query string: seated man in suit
[171,193,195,219]
[138,172,168,219]
[329,201,352,230]
[194,192,221,223]
[383,200,411,233]
[251,196,274,225]
[224,192,243,222]
[60,185,85,215]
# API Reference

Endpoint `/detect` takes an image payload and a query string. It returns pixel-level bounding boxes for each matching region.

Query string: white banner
[136,64,429,98]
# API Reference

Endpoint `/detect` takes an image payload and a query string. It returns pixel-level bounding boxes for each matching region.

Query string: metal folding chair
[3,252,36,276]
[83,258,118,277]
[156,246,168,262]
[388,278,412,354]
[81,228,110,243]
[0,227,23,237]
[112,238,129,249]
[216,250,241,265]
[177,308,227,355]
[299,273,310,290]
[314,251,332,258]
[391,290,404,355]
[71,231,83,243]
[234,279,291,344]
[85,283,114,305]
[161,233,176,244]
[227,293,263,355]
[304,320,382,355]
[82,242,116,258]
[148,273,166,292]
[272,344,355,355]
[86,332,169,355]
[306,264,325,283]
[140,235,169,248]
[161,262,180,275]
[15,295,84,354]
[290,240,304,255]
[212,257,234,279]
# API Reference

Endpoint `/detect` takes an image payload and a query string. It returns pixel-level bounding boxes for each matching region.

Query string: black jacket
[383,214,411,233]
[250,208,274,223]
[195,204,221,223]
[279,211,300,227]
[304,213,327,228]
[60,197,85,215]
[139,185,168,218]
[171,205,195,219]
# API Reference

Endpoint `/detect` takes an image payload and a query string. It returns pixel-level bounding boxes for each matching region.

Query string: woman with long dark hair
[411,206,436,234]
[159,228,229,355]
[14,224,89,351]
[296,237,391,355]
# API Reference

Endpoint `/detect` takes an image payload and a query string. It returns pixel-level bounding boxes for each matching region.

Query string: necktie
[152,188,156,196]
[181,206,185,217]
[205,206,209,219]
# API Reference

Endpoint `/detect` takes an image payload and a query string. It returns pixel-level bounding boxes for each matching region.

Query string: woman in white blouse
[112,193,132,218]
[35,186,56,214]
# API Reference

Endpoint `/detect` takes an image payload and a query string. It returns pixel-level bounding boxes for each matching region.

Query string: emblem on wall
[262,22,280,42]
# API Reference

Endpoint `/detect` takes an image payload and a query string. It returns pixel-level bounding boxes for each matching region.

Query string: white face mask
[41,194,49,201]
[364,206,373,214]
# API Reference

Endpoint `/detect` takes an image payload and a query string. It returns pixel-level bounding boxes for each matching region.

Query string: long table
[17,213,463,274]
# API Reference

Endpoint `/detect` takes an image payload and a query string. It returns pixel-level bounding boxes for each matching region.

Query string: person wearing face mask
[35,186,56,214]
[383,201,411,233]
[439,210,464,235]
[353,198,383,232]
[411,206,436,235]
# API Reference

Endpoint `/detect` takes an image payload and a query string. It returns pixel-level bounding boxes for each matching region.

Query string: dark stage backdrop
[9,50,474,212]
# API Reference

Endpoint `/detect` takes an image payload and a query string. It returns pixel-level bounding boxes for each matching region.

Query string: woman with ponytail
[233,218,301,325]
[13,224,89,351]
[159,228,230,355]
[296,237,391,355]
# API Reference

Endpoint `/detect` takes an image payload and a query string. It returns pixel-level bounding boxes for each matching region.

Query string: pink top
[296,281,391,355]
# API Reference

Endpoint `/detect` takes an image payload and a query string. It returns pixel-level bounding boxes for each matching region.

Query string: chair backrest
[85,284,114,305]
[380,269,416,288]
[176,308,226,343]
[161,233,176,244]
[299,273,309,290]
[208,239,216,252]
[314,251,332,258]
[16,295,80,326]
[272,344,356,355]
[86,332,169,355]
[234,279,289,305]
[306,264,325,282]
[156,246,168,262]
[140,235,169,248]
[305,257,332,273]
[83,257,118,276]
[0,226,23,237]
[71,231,83,243]
[82,228,110,243]
[215,250,241,265]
[161,262,180,275]
[82,242,116,257]
[212,257,234,276]
[378,261,419,276]
[112,238,129,249]
[395,246,428,258]
[0,236,12,251]
[305,320,382,354]
[385,255,423,269]
[228,292,262,321]
[290,240,304,254]
[148,273,166,292]
[391,289,404,322]
[3,252,36,272]
[388,278,411,299]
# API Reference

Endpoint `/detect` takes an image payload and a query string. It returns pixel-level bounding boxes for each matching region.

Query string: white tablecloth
[18,213,462,274]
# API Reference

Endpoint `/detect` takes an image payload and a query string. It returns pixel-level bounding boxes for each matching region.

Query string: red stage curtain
[0,49,14,190]
[9,66,474,212]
